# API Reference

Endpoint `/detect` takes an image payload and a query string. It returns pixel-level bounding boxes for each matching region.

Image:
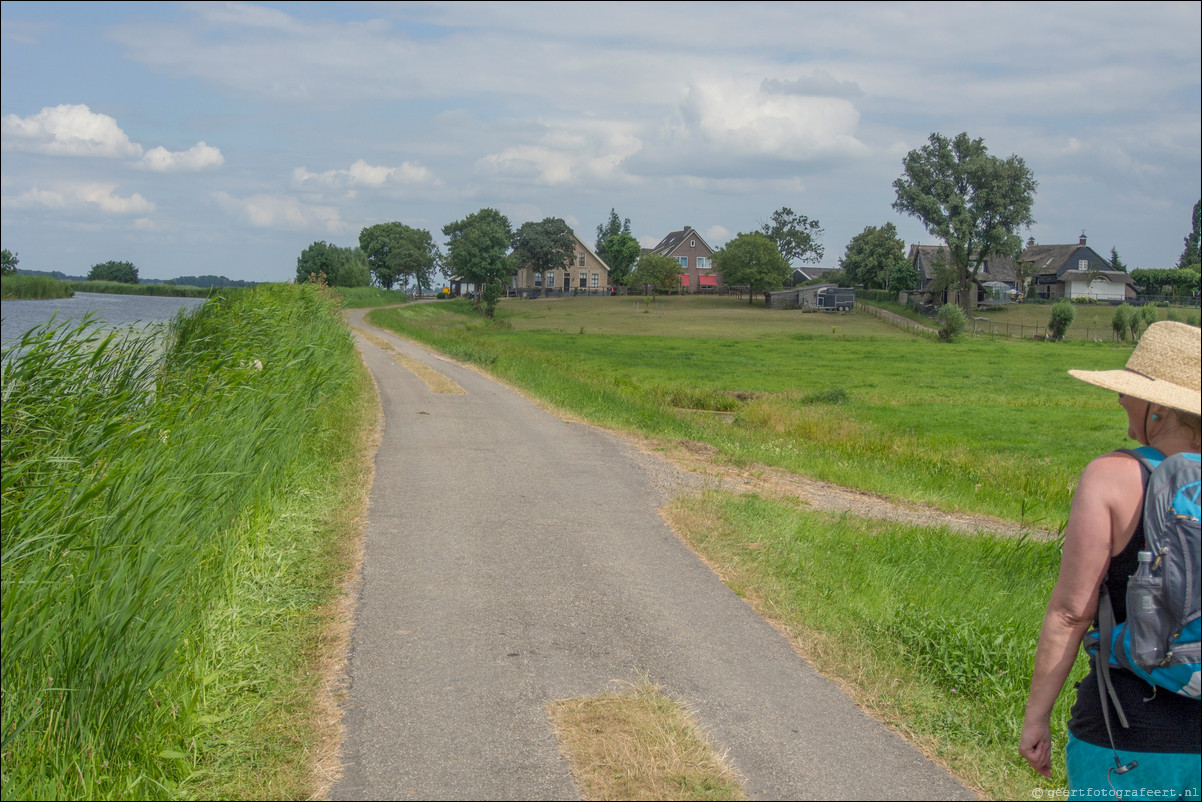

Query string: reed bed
[1,274,74,300]
[1,283,360,799]
[66,281,212,298]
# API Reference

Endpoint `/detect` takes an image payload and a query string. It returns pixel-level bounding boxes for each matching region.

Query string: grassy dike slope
[367,296,1150,799]
[1,284,377,799]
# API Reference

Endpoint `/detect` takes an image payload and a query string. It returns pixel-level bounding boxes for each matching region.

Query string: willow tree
[893,132,1036,313]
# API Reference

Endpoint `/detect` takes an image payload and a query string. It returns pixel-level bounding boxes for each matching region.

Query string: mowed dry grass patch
[548,682,746,801]
[351,324,466,394]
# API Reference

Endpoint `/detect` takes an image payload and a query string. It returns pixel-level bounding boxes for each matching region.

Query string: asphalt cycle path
[332,308,976,801]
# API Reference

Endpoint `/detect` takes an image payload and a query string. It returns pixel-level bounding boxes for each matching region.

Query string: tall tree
[1177,199,1201,268]
[359,223,440,291]
[511,217,576,281]
[1109,247,1128,273]
[893,131,1037,313]
[594,208,632,260]
[715,232,791,305]
[629,253,680,295]
[1,248,18,275]
[442,208,513,316]
[760,207,824,265]
[601,233,640,287]
[839,223,910,290]
[88,260,139,284]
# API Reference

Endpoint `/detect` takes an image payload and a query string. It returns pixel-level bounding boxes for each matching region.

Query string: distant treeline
[16,269,257,288]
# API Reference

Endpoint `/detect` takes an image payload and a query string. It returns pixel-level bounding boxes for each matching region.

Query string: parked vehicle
[817,287,855,311]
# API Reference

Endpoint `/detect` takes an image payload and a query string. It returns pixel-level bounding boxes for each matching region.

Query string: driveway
[331,308,975,801]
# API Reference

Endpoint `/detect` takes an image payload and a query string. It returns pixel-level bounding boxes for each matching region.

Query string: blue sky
[2,1,1199,282]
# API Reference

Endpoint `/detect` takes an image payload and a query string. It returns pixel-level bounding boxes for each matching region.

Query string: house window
[547,272,555,288]
[676,256,688,268]
[579,273,587,288]
[591,273,599,289]
[577,253,586,268]
[1079,259,1089,270]
[697,257,711,269]
[690,239,696,247]
[534,272,542,287]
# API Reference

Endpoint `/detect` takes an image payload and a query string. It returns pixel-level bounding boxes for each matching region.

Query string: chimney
[1079,231,1087,246]
[1027,237,1035,249]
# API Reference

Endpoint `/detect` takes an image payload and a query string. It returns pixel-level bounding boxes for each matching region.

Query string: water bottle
[1126,550,1167,671]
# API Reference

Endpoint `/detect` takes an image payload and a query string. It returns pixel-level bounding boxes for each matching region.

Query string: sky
[2,1,1200,284]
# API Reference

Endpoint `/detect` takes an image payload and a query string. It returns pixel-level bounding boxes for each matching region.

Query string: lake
[1,292,208,345]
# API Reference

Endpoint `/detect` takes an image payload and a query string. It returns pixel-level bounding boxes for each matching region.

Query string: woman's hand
[1019,716,1054,779]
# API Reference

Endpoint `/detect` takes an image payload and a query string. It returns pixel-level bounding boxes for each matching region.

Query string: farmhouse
[647,225,724,292]
[511,228,612,297]
[1020,235,1135,302]
[907,244,1019,307]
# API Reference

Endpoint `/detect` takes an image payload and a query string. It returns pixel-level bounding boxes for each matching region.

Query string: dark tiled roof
[1021,244,1080,275]
[650,226,715,257]
[908,244,1016,282]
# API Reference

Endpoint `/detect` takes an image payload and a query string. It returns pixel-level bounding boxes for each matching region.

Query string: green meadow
[371,295,1137,527]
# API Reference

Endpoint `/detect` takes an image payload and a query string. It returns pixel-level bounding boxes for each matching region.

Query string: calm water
[1,292,208,345]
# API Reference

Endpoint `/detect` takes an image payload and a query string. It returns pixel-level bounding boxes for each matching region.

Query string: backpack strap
[1094,584,1130,730]
[1090,446,1162,771]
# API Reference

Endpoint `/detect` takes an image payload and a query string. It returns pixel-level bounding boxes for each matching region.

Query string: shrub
[1048,301,1076,341]
[936,304,966,342]
[1112,304,1133,341]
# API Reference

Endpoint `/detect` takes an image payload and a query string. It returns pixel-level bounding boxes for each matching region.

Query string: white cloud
[477,121,643,187]
[677,79,866,161]
[2,104,223,172]
[1,181,155,215]
[2,104,142,159]
[292,158,437,192]
[136,141,224,172]
[212,191,345,233]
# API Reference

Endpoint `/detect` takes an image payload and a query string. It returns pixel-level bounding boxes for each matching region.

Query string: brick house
[647,225,723,292]
[511,228,611,297]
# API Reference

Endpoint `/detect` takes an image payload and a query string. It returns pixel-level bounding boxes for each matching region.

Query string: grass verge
[334,286,411,308]
[548,682,745,801]
[662,491,1084,799]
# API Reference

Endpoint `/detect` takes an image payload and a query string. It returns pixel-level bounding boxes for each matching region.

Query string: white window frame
[577,253,586,268]
[1078,259,1089,270]
[697,256,711,269]
[676,256,688,268]
[591,273,599,289]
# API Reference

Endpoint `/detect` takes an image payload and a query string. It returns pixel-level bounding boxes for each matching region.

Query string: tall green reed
[1,284,355,798]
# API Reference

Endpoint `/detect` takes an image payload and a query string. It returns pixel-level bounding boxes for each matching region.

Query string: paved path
[332,309,976,801]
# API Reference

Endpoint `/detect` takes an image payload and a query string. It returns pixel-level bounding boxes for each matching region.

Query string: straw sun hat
[1069,320,1201,417]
